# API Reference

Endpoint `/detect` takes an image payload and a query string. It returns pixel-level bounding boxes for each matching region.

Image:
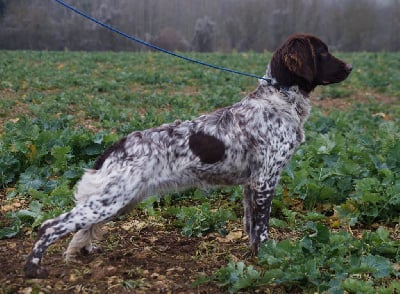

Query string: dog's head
[270,34,352,93]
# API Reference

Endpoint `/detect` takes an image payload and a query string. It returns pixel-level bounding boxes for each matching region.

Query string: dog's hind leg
[24,189,139,278]
[24,209,82,278]
[64,223,104,262]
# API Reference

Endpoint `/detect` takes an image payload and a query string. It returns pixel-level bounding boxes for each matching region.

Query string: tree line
[0,0,399,52]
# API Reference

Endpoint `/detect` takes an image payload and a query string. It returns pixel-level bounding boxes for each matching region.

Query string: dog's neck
[259,64,310,97]
[257,63,311,124]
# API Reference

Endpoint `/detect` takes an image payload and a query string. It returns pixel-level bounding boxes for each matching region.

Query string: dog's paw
[250,243,259,257]
[81,244,103,255]
[24,263,49,279]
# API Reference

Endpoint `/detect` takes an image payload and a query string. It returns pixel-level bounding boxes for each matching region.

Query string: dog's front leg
[245,182,275,256]
[243,185,254,237]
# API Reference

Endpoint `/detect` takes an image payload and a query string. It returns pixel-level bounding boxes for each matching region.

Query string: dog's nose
[345,63,353,72]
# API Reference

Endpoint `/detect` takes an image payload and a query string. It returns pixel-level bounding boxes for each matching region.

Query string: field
[0,50,399,293]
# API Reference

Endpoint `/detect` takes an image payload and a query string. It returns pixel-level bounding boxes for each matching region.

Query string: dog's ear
[282,38,316,83]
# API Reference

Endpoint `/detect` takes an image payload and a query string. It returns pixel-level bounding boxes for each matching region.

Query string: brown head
[270,34,352,93]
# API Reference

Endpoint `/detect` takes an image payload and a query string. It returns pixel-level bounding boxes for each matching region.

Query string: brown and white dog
[25,34,351,278]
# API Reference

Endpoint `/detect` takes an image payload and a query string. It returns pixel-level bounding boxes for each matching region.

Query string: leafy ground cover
[0,50,399,293]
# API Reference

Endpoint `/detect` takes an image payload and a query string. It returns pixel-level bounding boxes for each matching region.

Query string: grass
[0,50,399,293]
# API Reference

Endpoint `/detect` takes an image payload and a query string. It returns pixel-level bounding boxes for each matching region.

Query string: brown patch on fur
[189,132,225,164]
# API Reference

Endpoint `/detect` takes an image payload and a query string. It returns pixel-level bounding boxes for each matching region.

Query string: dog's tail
[73,168,105,203]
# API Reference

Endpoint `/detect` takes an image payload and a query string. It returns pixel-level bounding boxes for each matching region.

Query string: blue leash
[53,0,272,83]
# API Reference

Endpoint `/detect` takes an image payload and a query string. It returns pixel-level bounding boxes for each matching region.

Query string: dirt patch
[0,215,249,293]
[0,89,31,134]
[0,207,302,294]
[311,90,399,111]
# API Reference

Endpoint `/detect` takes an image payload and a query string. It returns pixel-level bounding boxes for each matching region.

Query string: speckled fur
[24,34,351,278]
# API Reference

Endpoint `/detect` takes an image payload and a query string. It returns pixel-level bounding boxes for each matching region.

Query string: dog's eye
[316,45,329,57]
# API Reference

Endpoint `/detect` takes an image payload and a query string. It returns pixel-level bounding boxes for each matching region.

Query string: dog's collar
[259,76,293,97]
[259,65,291,95]
[259,65,308,98]
[273,83,291,96]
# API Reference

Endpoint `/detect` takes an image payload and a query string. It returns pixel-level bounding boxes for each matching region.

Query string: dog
[24,34,352,278]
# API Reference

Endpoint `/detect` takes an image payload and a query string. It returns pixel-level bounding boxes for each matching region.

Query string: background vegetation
[1,0,400,52]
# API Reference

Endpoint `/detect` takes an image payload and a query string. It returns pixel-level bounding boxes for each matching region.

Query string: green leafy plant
[176,203,236,237]
[206,224,399,293]
[279,106,400,226]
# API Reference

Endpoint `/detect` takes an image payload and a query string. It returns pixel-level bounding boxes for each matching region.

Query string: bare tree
[152,27,190,52]
[192,16,216,52]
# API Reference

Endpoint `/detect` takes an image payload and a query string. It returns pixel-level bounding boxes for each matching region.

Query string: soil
[0,211,295,293]
[312,90,399,111]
